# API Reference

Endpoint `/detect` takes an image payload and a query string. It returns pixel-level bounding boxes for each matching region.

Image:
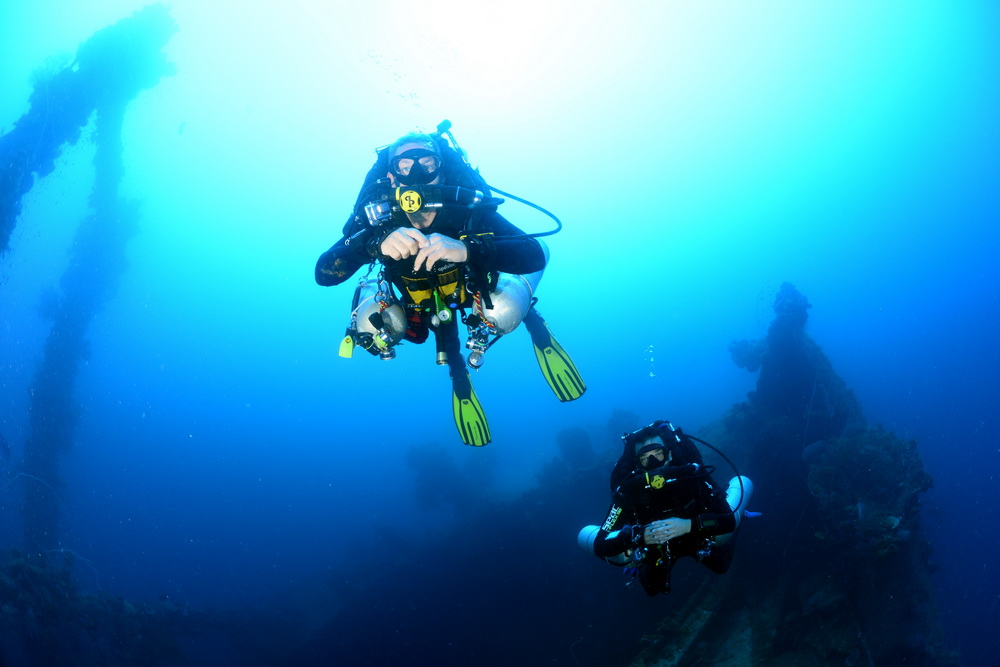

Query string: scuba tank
[481,271,539,330]
[340,278,406,360]
[715,476,755,545]
[479,252,546,334]
[577,525,632,566]
[464,243,549,369]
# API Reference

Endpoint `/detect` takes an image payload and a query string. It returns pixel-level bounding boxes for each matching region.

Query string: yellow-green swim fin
[524,308,586,402]
[452,371,491,447]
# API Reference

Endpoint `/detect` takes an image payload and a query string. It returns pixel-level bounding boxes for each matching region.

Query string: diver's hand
[379,229,468,271]
[380,227,429,261]
[644,518,692,545]
[412,233,468,272]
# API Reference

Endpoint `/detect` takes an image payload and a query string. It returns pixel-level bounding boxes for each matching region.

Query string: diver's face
[636,437,667,470]
[388,142,442,186]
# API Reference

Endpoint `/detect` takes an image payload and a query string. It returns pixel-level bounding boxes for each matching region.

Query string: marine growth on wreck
[629,283,953,667]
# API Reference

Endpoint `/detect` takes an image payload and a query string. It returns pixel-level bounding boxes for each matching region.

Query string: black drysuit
[314,140,545,292]
[593,458,737,596]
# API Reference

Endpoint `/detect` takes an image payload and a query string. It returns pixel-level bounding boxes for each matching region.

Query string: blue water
[2,2,998,665]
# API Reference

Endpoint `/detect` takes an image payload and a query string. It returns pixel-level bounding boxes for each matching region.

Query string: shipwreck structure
[1,4,175,558]
[629,282,951,666]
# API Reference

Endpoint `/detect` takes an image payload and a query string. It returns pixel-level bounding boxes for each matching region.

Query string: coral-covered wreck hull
[633,283,953,667]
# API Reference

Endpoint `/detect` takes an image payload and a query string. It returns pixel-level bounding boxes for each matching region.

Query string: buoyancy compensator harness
[339,120,562,368]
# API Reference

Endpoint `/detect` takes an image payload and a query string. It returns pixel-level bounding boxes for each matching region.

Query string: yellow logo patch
[650,475,665,489]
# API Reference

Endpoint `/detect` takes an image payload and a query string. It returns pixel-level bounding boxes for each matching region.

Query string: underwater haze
[1,1,998,665]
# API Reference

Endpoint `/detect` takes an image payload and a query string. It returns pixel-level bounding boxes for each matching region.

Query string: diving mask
[389,148,442,185]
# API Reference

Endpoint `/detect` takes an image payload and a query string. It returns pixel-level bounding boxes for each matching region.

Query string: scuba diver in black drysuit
[578,420,754,596]
[315,122,585,446]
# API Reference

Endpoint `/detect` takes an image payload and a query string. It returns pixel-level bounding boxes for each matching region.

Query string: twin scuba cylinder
[340,247,546,367]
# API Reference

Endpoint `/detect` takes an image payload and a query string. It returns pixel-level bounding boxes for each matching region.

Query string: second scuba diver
[578,420,754,596]
[315,124,586,446]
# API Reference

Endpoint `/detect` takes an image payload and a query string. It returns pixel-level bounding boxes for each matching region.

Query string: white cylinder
[478,241,549,334]
[726,476,754,528]
[577,524,631,565]
[715,476,754,546]
[353,279,406,346]
[577,525,600,553]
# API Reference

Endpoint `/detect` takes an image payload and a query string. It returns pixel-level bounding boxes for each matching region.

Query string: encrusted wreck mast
[635,283,954,667]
